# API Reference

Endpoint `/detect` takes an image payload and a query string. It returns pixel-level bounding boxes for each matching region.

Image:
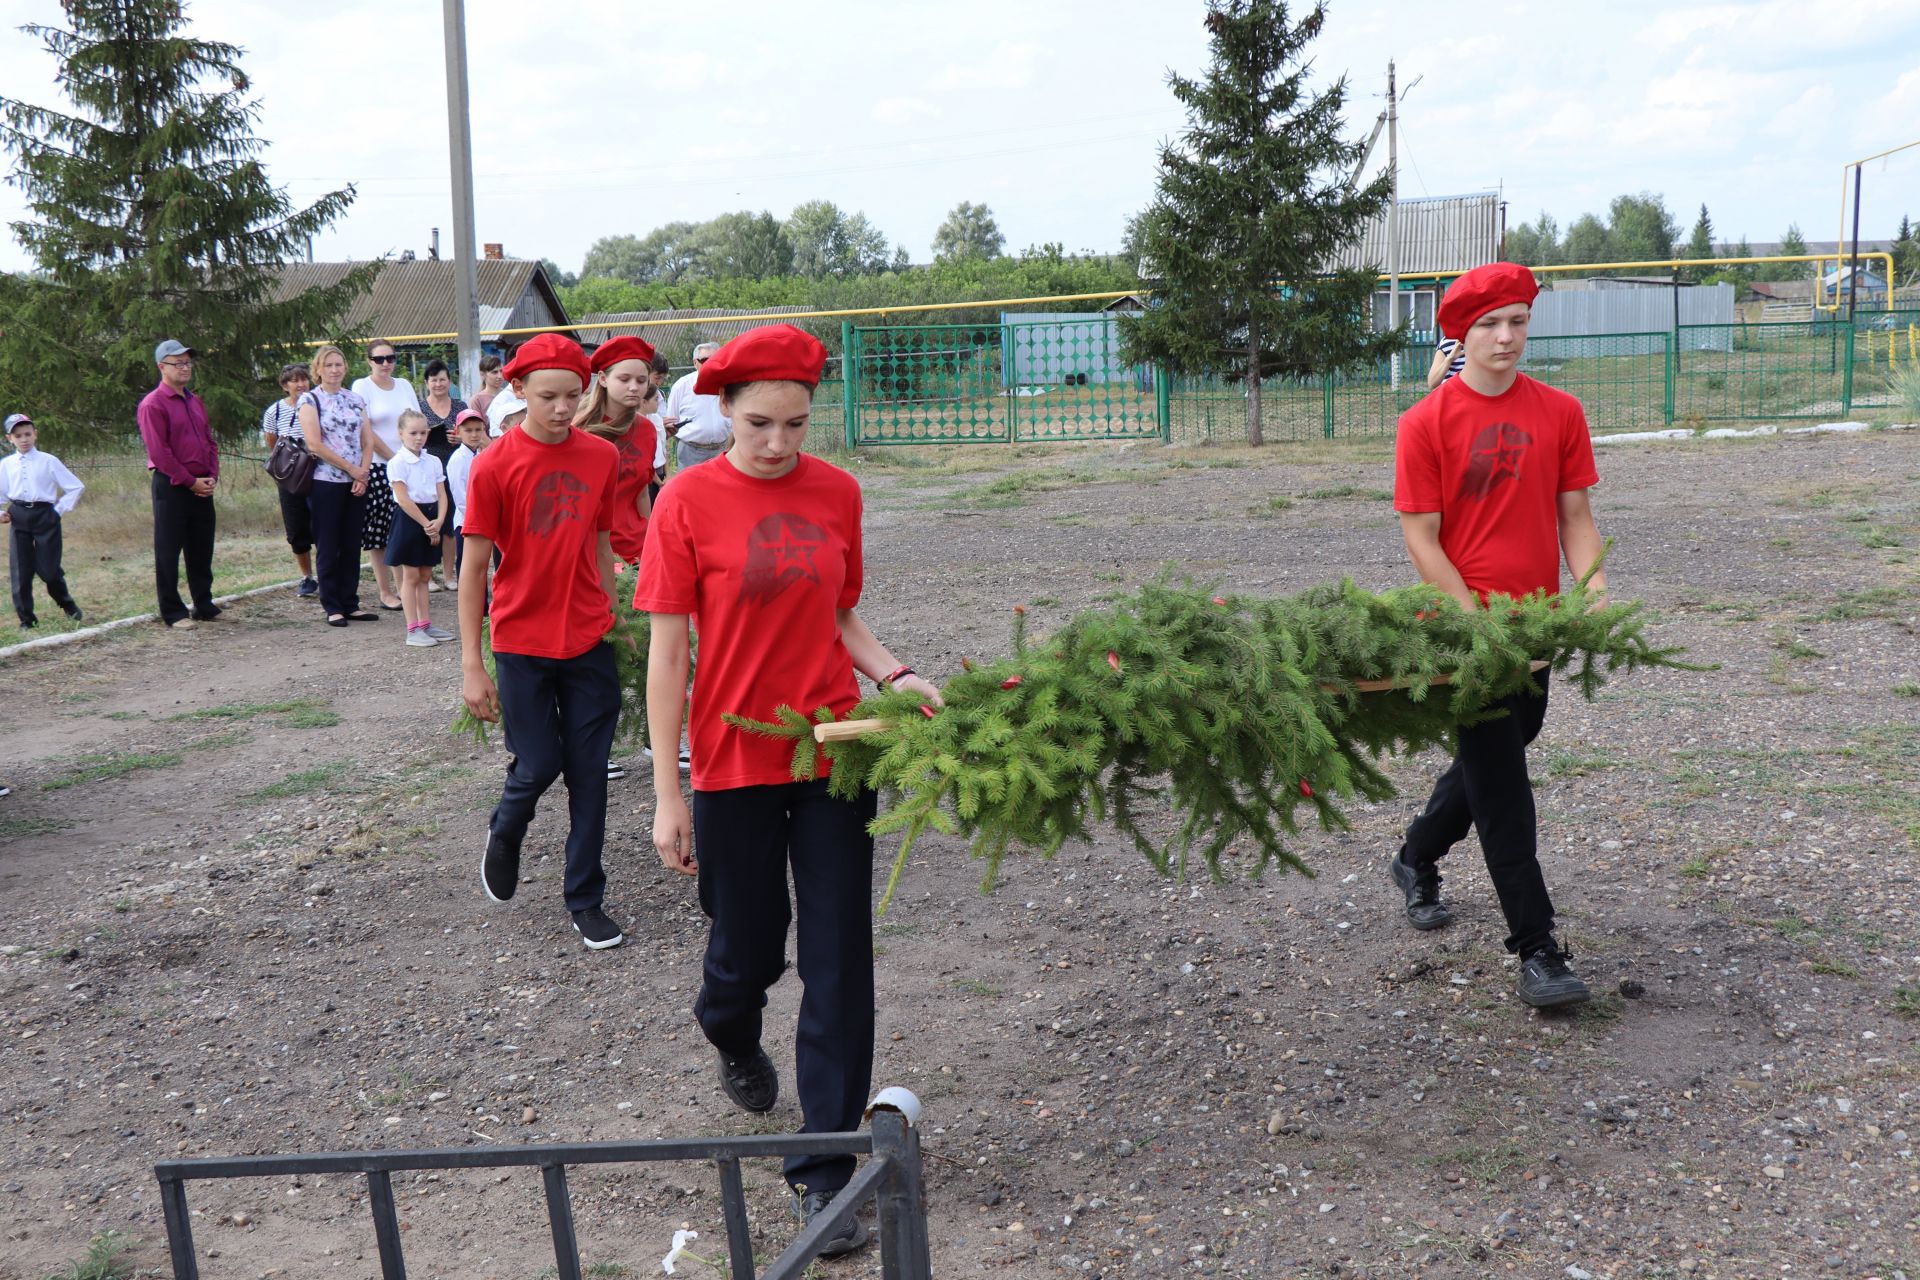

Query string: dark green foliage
[1117,1,1405,444]
[735,566,1701,910]
[451,612,660,747]
[0,0,374,446]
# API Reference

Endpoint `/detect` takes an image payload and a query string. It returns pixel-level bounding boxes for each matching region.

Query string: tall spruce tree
[1119,1,1401,446]
[0,0,373,445]
[1685,204,1714,266]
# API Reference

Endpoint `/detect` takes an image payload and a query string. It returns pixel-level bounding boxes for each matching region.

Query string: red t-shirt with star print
[605,418,658,562]
[632,453,864,791]
[462,425,618,658]
[1393,372,1598,603]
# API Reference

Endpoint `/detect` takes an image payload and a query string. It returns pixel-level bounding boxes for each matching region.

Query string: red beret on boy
[1437,262,1541,341]
[589,335,657,372]
[693,324,828,395]
[503,333,591,387]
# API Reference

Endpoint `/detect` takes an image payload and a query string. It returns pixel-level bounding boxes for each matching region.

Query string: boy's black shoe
[1389,852,1452,930]
[571,906,624,950]
[63,604,82,622]
[716,1046,778,1113]
[1517,945,1591,1009]
[796,1188,869,1256]
[481,829,521,903]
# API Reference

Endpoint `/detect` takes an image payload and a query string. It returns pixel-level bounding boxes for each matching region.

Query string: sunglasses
[369,354,398,364]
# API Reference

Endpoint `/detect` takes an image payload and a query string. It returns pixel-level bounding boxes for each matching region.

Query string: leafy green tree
[1503,211,1561,266]
[785,199,848,278]
[539,258,578,289]
[1606,192,1678,262]
[694,211,794,279]
[580,233,650,284]
[840,211,893,273]
[0,0,371,445]
[1562,213,1611,267]
[1118,1,1402,446]
[932,201,1005,261]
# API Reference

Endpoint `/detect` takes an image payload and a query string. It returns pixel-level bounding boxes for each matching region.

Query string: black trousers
[8,502,76,625]
[150,472,217,624]
[692,779,880,1194]
[1400,671,1557,957]
[278,485,314,556]
[491,643,619,913]
[305,480,365,617]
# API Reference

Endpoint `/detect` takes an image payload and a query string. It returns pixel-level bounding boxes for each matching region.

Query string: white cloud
[871,97,937,125]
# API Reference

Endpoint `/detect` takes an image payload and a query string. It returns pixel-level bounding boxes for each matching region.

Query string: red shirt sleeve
[1557,398,1599,492]
[1393,401,1442,513]
[836,481,863,610]
[138,391,192,487]
[594,445,617,534]
[632,483,697,614]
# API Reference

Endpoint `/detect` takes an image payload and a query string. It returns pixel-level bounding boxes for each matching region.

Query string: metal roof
[1331,193,1503,276]
[266,258,570,342]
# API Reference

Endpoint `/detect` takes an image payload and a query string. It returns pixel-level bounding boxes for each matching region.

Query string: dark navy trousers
[692,779,879,1194]
[305,480,365,617]
[1400,670,1557,957]
[491,643,619,913]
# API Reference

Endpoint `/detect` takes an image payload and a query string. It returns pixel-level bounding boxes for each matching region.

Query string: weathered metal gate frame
[153,1091,930,1280]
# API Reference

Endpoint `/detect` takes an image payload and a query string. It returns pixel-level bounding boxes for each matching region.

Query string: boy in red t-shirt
[633,325,941,1255]
[1389,262,1607,1010]
[458,334,626,951]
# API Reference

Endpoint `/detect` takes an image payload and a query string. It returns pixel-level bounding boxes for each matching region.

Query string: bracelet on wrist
[882,664,915,686]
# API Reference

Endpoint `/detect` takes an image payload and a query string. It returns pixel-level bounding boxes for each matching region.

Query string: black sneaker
[796,1187,869,1256]
[63,604,83,622]
[1517,944,1591,1009]
[1389,852,1452,931]
[716,1046,778,1113]
[481,829,521,903]
[297,577,320,598]
[571,906,624,950]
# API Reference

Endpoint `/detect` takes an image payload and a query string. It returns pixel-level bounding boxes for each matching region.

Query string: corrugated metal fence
[1529,285,1736,354]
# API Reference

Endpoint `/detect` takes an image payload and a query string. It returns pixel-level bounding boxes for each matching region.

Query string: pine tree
[1118,1,1403,446]
[1894,214,1917,286]
[0,0,374,445]
[1685,204,1714,268]
[1779,222,1808,256]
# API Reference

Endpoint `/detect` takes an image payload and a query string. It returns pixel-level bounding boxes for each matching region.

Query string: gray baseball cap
[3,413,32,432]
[154,338,196,362]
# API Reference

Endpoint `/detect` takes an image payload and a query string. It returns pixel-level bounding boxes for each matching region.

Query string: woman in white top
[348,339,418,610]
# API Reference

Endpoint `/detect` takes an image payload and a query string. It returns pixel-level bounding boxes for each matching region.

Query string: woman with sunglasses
[350,340,419,610]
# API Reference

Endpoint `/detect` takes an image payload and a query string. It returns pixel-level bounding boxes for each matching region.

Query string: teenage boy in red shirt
[458,333,626,950]
[1389,262,1607,1009]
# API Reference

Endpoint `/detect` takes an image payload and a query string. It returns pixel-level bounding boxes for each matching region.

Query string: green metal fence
[835,316,1912,449]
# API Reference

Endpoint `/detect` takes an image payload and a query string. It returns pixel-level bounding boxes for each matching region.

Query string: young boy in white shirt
[1,413,85,628]
[446,409,489,578]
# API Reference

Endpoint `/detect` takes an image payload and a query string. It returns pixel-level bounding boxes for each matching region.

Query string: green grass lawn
[0,454,304,648]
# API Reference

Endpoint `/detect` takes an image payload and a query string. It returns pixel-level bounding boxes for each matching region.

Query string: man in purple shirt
[136,338,221,628]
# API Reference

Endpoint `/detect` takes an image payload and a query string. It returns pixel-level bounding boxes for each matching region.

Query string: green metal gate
[843,319,1168,446]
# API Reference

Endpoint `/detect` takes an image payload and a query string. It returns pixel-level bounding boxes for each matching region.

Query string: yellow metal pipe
[1834,138,1920,311]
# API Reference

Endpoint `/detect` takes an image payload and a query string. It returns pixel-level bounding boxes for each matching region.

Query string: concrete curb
[0,577,303,660]
[1593,420,1914,446]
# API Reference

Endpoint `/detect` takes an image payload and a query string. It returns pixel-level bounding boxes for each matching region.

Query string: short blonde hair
[308,343,347,384]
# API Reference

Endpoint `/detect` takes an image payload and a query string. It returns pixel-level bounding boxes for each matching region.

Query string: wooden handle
[811,661,1551,743]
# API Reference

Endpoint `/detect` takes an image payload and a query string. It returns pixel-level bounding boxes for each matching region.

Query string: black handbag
[266,398,320,495]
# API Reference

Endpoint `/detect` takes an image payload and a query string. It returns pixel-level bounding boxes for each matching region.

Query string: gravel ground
[1,429,1916,1280]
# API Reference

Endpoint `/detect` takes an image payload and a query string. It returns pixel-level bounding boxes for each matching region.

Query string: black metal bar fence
[151,1087,931,1280]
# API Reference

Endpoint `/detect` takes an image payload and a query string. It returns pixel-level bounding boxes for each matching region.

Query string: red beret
[503,333,590,387]
[590,335,657,373]
[1437,262,1541,341]
[693,324,828,395]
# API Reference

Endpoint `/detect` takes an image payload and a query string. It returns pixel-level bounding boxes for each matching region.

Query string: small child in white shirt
[446,409,491,576]
[1,413,85,628]
[386,410,450,647]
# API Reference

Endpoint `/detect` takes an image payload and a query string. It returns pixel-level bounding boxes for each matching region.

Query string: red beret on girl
[503,333,591,386]
[1437,262,1541,341]
[589,335,657,372]
[693,324,828,395]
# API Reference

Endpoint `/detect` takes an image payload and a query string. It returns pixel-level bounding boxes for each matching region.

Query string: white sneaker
[427,578,447,593]
[405,630,438,647]
[678,743,692,772]
[424,624,454,641]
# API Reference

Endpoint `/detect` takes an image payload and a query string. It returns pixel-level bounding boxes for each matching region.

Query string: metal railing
[152,1088,930,1280]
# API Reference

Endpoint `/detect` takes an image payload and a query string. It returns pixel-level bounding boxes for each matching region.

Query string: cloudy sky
[0,0,1915,276]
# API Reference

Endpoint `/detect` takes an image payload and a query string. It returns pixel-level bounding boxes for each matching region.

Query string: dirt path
[2,432,1917,1280]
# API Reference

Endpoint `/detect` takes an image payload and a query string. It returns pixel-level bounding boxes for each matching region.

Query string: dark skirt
[363,462,396,551]
[386,500,442,568]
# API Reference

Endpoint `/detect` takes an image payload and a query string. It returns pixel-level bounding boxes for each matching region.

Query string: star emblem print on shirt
[740,513,828,604]
[528,471,590,535]
[1454,421,1533,501]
